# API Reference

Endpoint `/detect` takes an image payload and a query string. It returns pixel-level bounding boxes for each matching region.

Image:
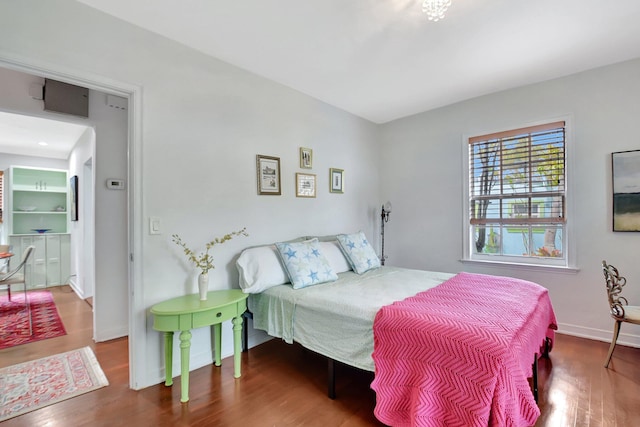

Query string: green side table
[150,289,248,403]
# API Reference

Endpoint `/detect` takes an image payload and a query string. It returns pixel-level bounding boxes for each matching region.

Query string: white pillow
[275,238,338,289]
[236,245,290,293]
[337,231,381,274]
[319,241,352,273]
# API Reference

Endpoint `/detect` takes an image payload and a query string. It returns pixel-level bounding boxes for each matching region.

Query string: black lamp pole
[381,203,391,265]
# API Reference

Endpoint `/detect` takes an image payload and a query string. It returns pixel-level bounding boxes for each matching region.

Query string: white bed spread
[249,266,454,371]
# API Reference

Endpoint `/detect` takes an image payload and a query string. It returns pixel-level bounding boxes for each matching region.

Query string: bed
[237,233,557,426]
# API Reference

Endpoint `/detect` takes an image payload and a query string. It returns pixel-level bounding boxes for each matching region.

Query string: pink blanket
[371,272,557,427]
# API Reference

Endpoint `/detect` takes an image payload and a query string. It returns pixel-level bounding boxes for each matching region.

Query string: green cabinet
[9,234,70,289]
[9,166,68,235]
[6,166,71,289]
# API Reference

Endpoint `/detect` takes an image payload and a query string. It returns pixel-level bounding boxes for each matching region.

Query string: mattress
[249,266,454,371]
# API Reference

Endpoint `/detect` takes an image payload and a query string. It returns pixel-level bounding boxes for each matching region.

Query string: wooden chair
[602,260,640,368]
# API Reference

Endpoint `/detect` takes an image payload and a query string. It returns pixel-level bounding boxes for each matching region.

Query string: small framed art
[330,168,343,193]
[256,155,281,195]
[612,149,640,231]
[300,147,313,169]
[296,173,316,198]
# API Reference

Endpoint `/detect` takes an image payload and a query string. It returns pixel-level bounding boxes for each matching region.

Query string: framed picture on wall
[256,155,281,195]
[329,168,343,193]
[70,175,78,221]
[300,147,313,169]
[612,149,640,231]
[296,173,316,198]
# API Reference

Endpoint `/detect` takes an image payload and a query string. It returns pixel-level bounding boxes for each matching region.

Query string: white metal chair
[0,244,10,273]
[0,245,35,335]
[602,260,640,368]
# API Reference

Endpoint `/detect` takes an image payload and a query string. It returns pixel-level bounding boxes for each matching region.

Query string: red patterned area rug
[0,291,67,350]
[0,346,109,422]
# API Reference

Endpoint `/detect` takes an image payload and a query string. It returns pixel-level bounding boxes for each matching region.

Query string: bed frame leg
[328,358,336,399]
[532,353,539,403]
[542,337,552,358]
[242,310,252,353]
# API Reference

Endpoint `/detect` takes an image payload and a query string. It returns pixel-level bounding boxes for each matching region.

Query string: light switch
[149,217,161,235]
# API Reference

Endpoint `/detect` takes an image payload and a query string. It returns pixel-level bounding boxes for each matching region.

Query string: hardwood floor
[0,286,94,369]
[2,287,639,426]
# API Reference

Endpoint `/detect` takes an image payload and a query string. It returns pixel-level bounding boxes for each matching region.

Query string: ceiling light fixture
[422,0,452,22]
[38,141,48,146]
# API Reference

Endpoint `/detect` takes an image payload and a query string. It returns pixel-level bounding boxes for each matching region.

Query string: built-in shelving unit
[7,166,71,288]
[9,166,68,235]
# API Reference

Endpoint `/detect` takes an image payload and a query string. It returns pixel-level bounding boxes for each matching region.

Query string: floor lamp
[380,202,392,266]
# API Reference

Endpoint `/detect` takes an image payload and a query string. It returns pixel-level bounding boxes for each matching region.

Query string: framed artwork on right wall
[330,168,343,193]
[612,149,640,231]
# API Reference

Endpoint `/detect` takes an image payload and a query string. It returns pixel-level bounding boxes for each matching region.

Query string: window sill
[459,258,580,274]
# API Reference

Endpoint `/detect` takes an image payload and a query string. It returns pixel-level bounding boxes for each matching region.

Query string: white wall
[379,58,640,347]
[82,89,128,340]
[0,0,380,389]
[0,154,67,172]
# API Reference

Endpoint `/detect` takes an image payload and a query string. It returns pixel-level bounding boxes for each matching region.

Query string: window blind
[469,121,566,226]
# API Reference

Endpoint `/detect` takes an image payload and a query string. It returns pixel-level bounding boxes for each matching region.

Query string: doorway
[0,60,139,388]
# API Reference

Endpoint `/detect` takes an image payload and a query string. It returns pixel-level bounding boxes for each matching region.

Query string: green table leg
[179,330,192,403]
[213,323,222,367]
[164,331,174,386]
[232,316,243,378]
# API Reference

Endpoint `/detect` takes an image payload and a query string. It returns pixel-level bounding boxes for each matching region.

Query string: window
[511,201,541,218]
[466,121,567,266]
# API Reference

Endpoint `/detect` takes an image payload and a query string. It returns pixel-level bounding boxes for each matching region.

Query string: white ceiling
[75,0,640,124]
[0,111,89,160]
[3,0,640,156]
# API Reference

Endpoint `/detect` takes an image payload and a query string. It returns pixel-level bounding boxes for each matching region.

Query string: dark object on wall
[612,150,640,231]
[70,175,78,222]
[44,78,89,118]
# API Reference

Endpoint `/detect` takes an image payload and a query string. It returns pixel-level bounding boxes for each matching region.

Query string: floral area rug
[0,290,67,350]
[0,346,109,422]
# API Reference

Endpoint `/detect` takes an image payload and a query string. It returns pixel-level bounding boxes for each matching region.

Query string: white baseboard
[151,322,640,389]
[94,326,128,342]
[247,330,273,349]
[67,278,84,299]
[150,325,274,388]
[557,322,640,348]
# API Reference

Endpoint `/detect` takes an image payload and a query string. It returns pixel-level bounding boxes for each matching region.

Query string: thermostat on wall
[106,178,125,189]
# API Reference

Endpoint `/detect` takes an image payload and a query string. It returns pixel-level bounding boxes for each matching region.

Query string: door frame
[0,53,144,390]
[82,158,95,300]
